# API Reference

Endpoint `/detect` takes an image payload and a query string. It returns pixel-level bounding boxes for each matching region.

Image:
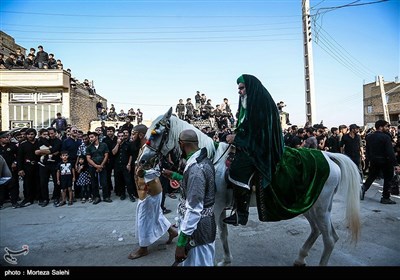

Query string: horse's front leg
[216,209,232,266]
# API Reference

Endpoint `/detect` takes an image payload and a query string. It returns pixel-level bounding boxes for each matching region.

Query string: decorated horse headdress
[139,107,216,170]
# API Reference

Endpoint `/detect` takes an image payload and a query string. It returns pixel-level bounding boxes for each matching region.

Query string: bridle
[142,119,174,169]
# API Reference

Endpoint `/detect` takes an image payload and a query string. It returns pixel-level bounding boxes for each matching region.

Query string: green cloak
[234,74,284,188]
[234,74,329,221]
[257,147,330,221]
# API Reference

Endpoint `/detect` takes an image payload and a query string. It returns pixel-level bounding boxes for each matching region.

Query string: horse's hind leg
[294,212,321,266]
[316,212,338,266]
[216,210,232,266]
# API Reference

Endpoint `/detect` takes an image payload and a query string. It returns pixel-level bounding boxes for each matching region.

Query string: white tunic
[135,192,171,247]
[181,242,215,266]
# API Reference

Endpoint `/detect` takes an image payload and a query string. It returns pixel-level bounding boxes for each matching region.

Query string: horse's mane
[146,114,216,158]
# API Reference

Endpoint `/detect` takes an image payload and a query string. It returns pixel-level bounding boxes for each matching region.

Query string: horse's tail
[326,152,361,243]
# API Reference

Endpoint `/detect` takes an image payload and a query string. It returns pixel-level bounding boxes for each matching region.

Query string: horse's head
[138,107,176,169]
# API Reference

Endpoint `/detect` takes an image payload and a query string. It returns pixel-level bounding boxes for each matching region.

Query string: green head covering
[234,74,284,188]
[236,75,245,84]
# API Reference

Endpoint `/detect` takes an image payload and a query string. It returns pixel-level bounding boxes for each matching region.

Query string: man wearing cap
[361,120,399,204]
[340,124,363,177]
[172,129,216,266]
[223,74,284,226]
[128,124,178,260]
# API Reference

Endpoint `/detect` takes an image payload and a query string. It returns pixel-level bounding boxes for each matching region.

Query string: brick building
[363,78,400,127]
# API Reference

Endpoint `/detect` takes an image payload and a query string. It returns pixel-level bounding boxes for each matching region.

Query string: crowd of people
[1,101,399,211]
[0,45,97,97]
[1,75,399,266]
[1,45,64,70]
[174,92,235,130]
[96,102,144,125]
[0,120,177,211]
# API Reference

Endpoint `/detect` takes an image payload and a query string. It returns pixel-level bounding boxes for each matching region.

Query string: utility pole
[302,0,316,125]
[378,75,390,122]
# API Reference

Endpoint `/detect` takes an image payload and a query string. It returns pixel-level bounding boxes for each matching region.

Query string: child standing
[76,155,91,202]
[56,151,75,206]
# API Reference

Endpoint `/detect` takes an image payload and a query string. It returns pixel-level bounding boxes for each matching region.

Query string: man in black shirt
[340,124,363,177]
[17,128,40,206]
[86,131,111,204]
[326,127,341,153]
[51,113,68,135]
[112,131,135,201]
[4,53,16,70]
[176,99,185,120]
[34,45,49,69]
[102,126,117,197]
[361,120,399,204]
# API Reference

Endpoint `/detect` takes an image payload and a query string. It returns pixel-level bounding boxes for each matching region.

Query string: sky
[1,0,399,128]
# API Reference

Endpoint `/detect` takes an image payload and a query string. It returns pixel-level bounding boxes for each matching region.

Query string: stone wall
[0,31,26,57]
[70,86,107,132]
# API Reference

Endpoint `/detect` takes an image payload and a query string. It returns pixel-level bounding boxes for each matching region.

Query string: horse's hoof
[217,260,231,266]
[293,261,306,267]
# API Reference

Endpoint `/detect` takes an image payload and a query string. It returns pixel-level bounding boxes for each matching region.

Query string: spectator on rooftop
[24,53,35,70]
[15,48,25,67]
[48,53,57,69]
[4,53,16,70]
[34,45,49,69]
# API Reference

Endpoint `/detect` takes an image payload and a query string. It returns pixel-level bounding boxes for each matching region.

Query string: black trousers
[39,163,58,201]
[364,159,394,199]
[114,166,136,197]
[106,162,114,196]
[89,167,108,199]
[21,164,40,203]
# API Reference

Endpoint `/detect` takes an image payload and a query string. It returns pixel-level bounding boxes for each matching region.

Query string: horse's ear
[167,107,173,118]
[160,107,173,125]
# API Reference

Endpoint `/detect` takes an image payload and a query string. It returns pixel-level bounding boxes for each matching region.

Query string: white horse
[138,108,361,266]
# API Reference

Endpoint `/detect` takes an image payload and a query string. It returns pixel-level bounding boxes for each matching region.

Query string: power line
[13,32,300,42]
[0,20,301,30]
[312,0,388,14]
[2,26,299,35]
[16,38,301,44]
[1,10,299,18]
[314,23,375,76]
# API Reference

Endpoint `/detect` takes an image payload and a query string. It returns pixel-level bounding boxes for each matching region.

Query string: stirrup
[223,211,239,226]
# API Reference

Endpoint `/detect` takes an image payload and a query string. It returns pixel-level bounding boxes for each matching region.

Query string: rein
[213,143,231,166]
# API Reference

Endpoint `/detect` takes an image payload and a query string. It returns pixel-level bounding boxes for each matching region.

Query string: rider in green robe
[223,74,284,225]
[223,74,329,225]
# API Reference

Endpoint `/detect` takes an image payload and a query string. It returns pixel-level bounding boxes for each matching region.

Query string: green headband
[237,75,245,84]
